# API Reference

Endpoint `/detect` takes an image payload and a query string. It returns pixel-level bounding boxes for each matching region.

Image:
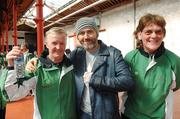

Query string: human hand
[83,72,93,84]
[6,46,23,67]
[25,58,37,73]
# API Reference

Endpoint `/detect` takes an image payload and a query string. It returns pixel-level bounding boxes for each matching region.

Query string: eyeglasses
[142,29,164,35]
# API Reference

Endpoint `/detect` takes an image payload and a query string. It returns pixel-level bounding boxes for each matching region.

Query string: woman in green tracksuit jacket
[123,14,180,119]
[0,27,77,119]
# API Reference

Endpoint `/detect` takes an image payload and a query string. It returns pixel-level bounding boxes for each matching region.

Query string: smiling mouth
[84,41,93,44]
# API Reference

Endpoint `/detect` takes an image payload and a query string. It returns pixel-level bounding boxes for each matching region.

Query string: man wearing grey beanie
[70,17,134,119]
[75,17,99,36]
[25,17,134,119]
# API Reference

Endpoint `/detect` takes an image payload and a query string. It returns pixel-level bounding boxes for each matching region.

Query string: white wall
[2,31,25,45]
[135,0,180,56]
[99,3,135,56]
[65,0,180,56]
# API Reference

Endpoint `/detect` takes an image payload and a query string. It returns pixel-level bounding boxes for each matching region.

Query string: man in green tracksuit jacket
[123,13,180,119]
[0,27,77,119]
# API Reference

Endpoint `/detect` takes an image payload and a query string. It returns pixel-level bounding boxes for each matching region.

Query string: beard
[79,37,98,51]
[82,42,97,50]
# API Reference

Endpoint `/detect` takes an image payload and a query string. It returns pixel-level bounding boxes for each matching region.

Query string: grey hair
[45,27,67,39]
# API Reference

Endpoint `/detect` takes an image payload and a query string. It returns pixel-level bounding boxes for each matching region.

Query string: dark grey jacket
[70,40,134,119]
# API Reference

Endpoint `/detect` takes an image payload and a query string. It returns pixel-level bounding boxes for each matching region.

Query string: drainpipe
[35,0,44,57]
[44,0,107,29]
[13,0,18,46]
[133,0,136,48]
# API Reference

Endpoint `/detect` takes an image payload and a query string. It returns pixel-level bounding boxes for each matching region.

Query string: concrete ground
[5,90,180,119]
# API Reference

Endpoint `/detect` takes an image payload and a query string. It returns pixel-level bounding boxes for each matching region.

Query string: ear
[44,40,47,45]
[137,32,142,40]
[76,35,79,41]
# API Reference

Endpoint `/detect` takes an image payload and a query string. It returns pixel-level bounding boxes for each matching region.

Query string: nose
[84,32,89,39]
[56,44,61,49]
[151,32,157,38]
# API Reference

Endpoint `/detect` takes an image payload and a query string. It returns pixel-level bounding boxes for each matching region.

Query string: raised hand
[6,46,23,67]
[25,58,38,73]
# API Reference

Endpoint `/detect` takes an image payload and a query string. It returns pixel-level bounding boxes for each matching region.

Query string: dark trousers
[0,108,6,119]
[121,113,130,119]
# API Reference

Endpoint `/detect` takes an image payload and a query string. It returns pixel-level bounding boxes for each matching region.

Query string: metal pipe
[133,0,136,48]
[44,0,107,29]
[13,0,18,46]
[35,0,44,57]
[2,32,4,52]
[44,0,82,21]
[5,20,9,53]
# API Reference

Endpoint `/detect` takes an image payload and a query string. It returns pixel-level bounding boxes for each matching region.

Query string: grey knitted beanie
[75,17,99,35]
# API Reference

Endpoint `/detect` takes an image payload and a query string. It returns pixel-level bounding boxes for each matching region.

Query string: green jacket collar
[39,54,72,69]
[139,42,165,59]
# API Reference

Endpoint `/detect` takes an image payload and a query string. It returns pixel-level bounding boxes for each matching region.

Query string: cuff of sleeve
[89,75,102,89]
[7,66,14,70]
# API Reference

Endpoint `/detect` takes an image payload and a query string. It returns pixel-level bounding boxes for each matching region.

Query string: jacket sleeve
[89,48,134,93]
[3,69,36,101]
[172,57,180,91]
[169,53,180,91]
[174,60,180,90]
[0,69,8,109]
[164,50,180,91]
[69,47,82,63]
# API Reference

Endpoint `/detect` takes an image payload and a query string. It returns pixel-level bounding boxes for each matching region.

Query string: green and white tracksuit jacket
[124,44,180,119]
[0,56,77,119]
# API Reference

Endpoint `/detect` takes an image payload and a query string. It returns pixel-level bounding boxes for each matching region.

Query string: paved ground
[5,90,180,119]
